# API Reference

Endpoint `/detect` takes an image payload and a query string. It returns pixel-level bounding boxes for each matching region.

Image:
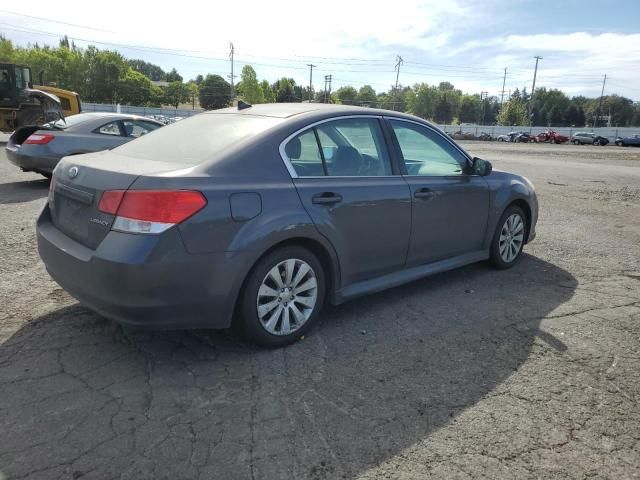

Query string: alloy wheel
[256,258,318,335]
[499,214,525,263]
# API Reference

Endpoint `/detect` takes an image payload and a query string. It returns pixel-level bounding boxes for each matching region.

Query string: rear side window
[114,114,282,164]
[122,120,161,138]
[97,122,122,136]
[284,118,392,177]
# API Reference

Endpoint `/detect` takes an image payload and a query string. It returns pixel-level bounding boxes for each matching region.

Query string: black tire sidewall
[238,246,326,348]
[489,206,527,269]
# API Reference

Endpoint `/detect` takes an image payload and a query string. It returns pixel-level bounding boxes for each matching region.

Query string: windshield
[44,113,106,130]
[114,113,283,164]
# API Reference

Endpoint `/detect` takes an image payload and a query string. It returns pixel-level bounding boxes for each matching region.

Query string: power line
[0,9,114,33]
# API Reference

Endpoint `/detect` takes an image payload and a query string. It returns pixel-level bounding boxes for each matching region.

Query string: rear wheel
[593,139,600,146]
[237,246,325,348]
[489,205,527,269]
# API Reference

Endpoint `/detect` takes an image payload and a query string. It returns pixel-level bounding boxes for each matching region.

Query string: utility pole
[307,64,316,102]
[595,74,607,127]
[529,56,542,126]
[500,68,507,105]
[324,74,332,103]
[478,91,488,125]
[393,55,404,111]
[228,42,235,99]
[394,55,404,91]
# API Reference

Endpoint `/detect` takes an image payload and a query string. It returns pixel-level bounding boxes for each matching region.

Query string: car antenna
[237,100,252,111]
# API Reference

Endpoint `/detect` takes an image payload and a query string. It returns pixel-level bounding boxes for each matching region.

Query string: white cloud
[2,1,639,99]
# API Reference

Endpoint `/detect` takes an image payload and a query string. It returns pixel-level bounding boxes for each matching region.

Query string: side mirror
[472,157,492,176]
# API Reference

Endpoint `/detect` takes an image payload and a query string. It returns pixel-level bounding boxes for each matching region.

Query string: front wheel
[237,246,325,348]
[490,206,527,269]
[573,139,580,145]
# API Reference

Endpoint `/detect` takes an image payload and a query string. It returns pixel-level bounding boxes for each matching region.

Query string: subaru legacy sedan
[37,103,538,347]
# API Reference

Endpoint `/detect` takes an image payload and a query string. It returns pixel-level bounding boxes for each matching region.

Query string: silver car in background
[5,113,164,178]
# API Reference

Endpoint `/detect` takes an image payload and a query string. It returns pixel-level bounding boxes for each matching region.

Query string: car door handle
[312,192,343,205]
[414,188,435,199]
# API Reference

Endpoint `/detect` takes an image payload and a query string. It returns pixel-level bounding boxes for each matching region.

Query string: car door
[386,118,490,266]
[283,116,411,286]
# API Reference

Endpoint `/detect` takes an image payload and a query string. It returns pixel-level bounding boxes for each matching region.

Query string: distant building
[151,81,170,88]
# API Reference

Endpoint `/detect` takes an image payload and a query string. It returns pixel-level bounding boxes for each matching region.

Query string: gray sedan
[37,103,538,348]
[6,113,163,178]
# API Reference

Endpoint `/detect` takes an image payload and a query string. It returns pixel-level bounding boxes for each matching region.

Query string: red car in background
[534,130,569,144]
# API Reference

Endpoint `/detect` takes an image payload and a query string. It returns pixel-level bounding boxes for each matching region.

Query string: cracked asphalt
[1,141,639,480]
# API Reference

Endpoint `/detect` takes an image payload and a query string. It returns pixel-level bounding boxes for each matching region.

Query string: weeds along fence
[83,103,638,140]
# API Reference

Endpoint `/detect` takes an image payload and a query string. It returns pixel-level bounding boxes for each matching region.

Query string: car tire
[498,138,504,142]
[593,139,600,146]
[489,205,527,270]
[615,141,623,146]
[573,140,580,145]
[237,246,326,348]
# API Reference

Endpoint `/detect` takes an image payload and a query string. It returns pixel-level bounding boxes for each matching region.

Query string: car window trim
[279,115,398,179]
[383,116,474,173]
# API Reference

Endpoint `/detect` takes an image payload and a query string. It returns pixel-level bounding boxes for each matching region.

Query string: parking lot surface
[1,142,639,479]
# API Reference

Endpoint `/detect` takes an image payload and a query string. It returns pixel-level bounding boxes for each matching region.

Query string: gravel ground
[1,142,639,480]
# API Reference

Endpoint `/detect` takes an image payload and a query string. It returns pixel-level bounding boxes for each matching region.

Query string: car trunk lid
[50,151,193,249]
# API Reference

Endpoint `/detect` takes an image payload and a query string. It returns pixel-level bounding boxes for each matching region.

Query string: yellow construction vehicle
[0,63,81,132]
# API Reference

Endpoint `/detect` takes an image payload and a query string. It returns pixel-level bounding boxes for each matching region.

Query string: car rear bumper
[37,204,250,330]
[5,145,59,174]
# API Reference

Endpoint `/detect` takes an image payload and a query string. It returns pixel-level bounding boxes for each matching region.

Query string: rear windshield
[113,113,283,164]
[45,113,96,130]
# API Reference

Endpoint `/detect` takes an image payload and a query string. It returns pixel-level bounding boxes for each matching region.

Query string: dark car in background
[571,132,609,146]
[615,134,640,146]
[6,113,164,178]
[37,103,538,348]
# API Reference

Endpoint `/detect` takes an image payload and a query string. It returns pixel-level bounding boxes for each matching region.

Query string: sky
[1,0,639,101]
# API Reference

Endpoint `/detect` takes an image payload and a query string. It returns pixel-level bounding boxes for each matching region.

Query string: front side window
[284,117,392,177]
[390,120,468,176]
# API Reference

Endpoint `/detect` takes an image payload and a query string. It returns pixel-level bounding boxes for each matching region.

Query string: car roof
[67,112,159,121]
[208,102,407,119]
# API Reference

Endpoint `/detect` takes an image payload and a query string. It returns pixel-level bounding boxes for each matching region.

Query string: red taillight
[24,133,55,145]
[99,190,207,224]
[98,190,125,215]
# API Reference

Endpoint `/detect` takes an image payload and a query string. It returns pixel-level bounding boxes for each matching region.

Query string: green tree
[496,100,528,126]
[261,80,275,103]
[457,95,480,123]
[199,74,231,109]
[357,85,377,106]
[163,81,190,108]
[128,59,166,81]
[334,86,358,105]
[117,68,155,105]
[237,65,264,104]
[433,95,453,123]
[407,83,438,119]
[273,78,296,103]
[165,68,183,83]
